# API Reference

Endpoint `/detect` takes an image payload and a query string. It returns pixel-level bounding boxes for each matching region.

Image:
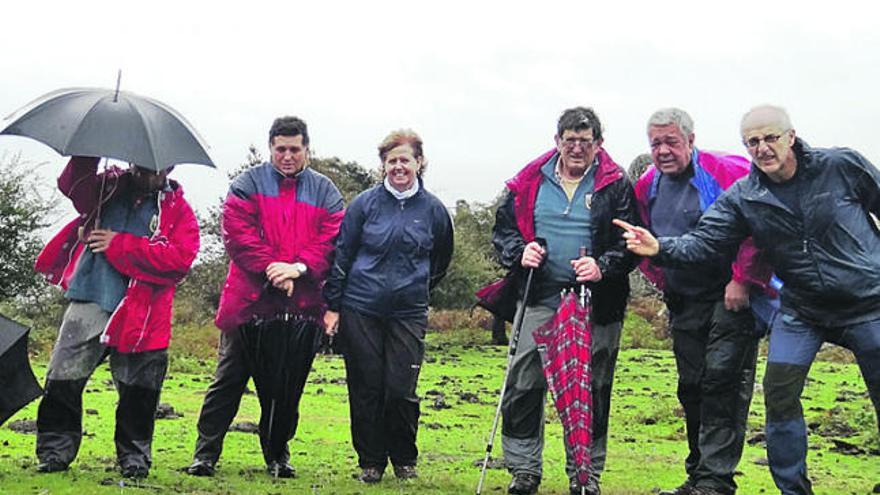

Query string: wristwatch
[292,262,307,276]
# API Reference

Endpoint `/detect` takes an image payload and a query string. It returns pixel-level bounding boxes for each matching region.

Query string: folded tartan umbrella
[532,290,593,488]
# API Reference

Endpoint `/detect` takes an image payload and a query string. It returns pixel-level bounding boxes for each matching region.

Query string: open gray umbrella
[0,313,43,426]
[0,86,215,171]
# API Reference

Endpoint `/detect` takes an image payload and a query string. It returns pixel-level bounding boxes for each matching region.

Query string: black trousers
[667,297,758,494]
[192,318,319,465]
[339,308,426,470]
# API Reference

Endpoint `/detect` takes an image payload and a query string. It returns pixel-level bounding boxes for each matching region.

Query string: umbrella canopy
[0,313,43,426]
[0,87,215,171]
[532,290,593,487]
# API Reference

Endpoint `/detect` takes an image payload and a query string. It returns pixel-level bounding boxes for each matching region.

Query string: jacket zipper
[746,187,829,291]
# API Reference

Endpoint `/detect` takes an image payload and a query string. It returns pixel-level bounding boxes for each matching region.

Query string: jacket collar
[508,147,623,194]
[270,162,308,180]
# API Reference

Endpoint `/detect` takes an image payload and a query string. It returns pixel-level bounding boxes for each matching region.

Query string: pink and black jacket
[214,163,344,332]
[35,156,200,353]
[634,148,773,293]
[491,148,640,325]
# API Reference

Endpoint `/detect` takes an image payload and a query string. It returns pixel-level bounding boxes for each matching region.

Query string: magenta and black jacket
[633,149,773,294]
[215,163,344,332]
[491,148,640,325]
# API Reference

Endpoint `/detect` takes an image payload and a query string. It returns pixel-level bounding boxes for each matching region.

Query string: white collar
[384,177,420,200]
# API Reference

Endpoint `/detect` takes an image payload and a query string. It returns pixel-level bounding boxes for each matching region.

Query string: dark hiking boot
[120,464,149,479]
[659,480,696,495]
[35,459,68,473]
[354,467,384,483]
[570,475,601,495]
[508,472,540,495]
[183,459,216,477]
[266,460,296,478]
[393,464,418,480]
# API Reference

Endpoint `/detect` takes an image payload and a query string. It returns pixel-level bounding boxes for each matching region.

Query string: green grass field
[1,324,878,494]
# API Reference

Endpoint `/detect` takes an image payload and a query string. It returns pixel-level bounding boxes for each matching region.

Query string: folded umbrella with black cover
[0,313,43,426]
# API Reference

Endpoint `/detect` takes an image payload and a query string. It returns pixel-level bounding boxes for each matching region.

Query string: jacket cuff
[730,269,750,286]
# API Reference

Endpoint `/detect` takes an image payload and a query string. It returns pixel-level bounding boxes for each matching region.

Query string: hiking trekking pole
[476,239,544,495]
[578,246,590,495]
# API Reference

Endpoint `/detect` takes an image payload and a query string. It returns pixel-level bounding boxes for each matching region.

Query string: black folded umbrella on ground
[0,313,43,426]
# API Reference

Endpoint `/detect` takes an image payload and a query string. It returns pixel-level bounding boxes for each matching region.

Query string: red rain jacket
[35,157,200,352]
[214,164,344,332]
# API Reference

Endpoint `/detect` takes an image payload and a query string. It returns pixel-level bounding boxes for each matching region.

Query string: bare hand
[86,229,117,253]
[323,310,340,336]
[266,262,304,286]
[612,219,660,257]
[275,279,295,297]
[571,256,602,282]
[724,279,750,312]
[521,241,546,268]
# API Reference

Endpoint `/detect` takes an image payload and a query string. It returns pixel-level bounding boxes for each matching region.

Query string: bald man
[615,105,880,495]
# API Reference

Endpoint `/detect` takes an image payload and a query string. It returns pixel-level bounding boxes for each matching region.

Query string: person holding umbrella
[32,156,200,478]
[185,116,344,479]
[490,107,639,495]
[322,129,454,484]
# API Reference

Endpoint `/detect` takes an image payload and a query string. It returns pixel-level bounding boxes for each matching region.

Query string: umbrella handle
[578,246,590,307]
[93,158,111,231]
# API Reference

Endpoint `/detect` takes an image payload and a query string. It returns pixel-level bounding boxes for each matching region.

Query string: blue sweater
[323,182,454,318]
[66,186,160,312]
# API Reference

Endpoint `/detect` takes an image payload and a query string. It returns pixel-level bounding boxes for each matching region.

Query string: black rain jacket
[657,138,880,326]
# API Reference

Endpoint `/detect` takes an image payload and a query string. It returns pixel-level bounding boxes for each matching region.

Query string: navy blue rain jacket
[323,182,454,318]
[657,138,880,326]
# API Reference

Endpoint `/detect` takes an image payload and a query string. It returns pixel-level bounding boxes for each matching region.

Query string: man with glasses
[615,104,880,495]
[633,108,773,495]
[491,106,639,495]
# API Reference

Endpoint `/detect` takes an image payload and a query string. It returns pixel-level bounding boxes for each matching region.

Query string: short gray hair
[741,104,793,133]
[647,108,695,137]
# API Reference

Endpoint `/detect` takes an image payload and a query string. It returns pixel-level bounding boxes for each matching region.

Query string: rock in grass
[230,421,259,434]
[472,457,506,469]
[829,439,866,455]
[155,403,183,419]
[7,419,36,434]
[747,432,766,445]
[429,395,452,410]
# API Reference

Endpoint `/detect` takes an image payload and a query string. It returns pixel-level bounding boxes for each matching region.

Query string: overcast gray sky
[2,0,878,219]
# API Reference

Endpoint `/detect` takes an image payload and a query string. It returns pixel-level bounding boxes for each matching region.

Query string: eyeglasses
[743,131,789,149]
[561,138,597,150]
